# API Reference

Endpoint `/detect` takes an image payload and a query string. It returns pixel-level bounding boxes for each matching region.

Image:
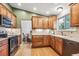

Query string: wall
[12,8,41,28]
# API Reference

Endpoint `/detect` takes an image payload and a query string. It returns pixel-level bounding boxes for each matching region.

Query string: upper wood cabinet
[32,16,57,29]
[0,4,17,28]
[11,14,17,28]
[43,17,49,29]
[32,16,38,29]
[0,4,4,15]
[7,10,12,19]
[49,16,57,29]
[38,17,43,29]
[71,3,79,27]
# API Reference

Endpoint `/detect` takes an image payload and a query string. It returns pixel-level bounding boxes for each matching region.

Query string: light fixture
[57,7,63,12]
[33,7,37,11]
[46,11,50,14]
[18,3,21,6]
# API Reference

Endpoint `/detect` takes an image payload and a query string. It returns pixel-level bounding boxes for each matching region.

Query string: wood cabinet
[50,36,55,48]
[0,39,8,56]
[43,35,50,46]
[3,7,7,16]
[32,16,38,29]
[12,14,17,28]
[0,4,4,16]
[32,16,57,29]
[32,35,51,47]
[55,37,63,55]
[43,17,49,29]
[71,3,79,27]
[0,4,16,28]
[49,16,57,29]
[32,35,43,47]
[1,44,8,56]
[7,11,12,19]
[38,17,43,29]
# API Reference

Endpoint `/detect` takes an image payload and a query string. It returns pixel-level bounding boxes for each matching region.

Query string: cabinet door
[1,44,8,56]
[32,35,43,47]
[71,4,79,27]
[55,37,63,55]
[7,11,12,19]
[50,36,55,48]
[43,17,49,29]
[32,16,38,29]
[12,15,16,28]
[3,7,7,16]
[49,16,57,29]
[38,17,43,29]
[0,4,4,15]
[43,35,50,46]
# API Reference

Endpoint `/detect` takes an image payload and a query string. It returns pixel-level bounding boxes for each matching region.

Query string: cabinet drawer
[32,41,43,47]
[1,39,8,45]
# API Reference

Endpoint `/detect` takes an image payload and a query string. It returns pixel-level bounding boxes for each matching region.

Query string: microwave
[0,15,12,28]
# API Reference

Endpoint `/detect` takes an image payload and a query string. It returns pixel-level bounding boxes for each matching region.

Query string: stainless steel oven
[8,36,18,56]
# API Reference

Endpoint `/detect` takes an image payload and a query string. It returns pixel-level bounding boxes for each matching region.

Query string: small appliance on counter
[0,27,7,38]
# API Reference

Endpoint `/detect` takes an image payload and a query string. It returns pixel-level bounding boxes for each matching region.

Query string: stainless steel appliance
[8,36,18,56]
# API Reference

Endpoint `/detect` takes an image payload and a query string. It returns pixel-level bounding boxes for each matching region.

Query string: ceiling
[9,3,70,16]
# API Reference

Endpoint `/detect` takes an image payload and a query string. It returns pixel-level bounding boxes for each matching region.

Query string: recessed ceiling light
[18,3,21,6]
[33,7,37,11]
[57,7,63,12]
[46,11,50,14]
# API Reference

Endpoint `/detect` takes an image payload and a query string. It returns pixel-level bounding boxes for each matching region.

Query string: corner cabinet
[71,3,79,27]
[55,37,63,56]
[49,16,57,29]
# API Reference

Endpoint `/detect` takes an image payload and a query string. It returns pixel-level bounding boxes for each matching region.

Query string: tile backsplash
[54,27,79,38]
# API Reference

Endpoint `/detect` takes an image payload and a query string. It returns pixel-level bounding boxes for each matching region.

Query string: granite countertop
[0,38,8,41]
[32,31,79,42]
[0,34,21,42]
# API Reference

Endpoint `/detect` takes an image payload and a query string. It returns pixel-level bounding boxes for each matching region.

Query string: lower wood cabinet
[50,36,55,48]
[32,35,63,56]
[55,37,63,55]
[32,35,43,47]
[0,39,8,56]
[43,35,50,46]
[1,44,8,56]
[32,35,50,47]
